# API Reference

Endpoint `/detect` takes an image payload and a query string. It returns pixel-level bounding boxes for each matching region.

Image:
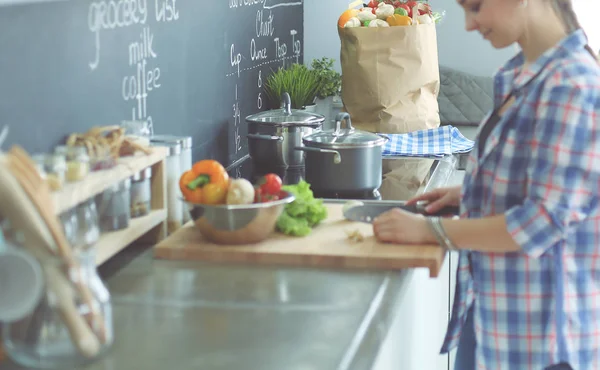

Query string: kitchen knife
[342,201,459,223]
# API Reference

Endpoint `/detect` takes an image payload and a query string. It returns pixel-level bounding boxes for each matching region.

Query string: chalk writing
[256,10,274,37]
[87,0,149,70]
[155,0,179,22]
[88,0,178,133]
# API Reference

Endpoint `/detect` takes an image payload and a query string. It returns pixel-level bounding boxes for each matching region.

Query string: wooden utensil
[0,156,103,357]
[6,147,106,342]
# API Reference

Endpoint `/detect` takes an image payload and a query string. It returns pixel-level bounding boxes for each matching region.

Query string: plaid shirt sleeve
[505,74,600,258]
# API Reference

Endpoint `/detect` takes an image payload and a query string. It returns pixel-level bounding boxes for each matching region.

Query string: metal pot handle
[247,134,284,142]
[294,146,341,164]
[281,92,292,116]
[333,112,354,137]
[377,133,390,142]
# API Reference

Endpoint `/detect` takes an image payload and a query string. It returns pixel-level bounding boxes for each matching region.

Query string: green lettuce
[276,181,328,236]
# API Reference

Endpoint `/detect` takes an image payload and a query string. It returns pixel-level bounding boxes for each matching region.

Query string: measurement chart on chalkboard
[226,0,304,166]
[0,0,303,168]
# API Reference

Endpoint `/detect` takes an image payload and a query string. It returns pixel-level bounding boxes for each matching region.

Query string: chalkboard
[0,0,304,168]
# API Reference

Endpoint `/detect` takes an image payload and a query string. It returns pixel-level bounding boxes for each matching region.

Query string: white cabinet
[447,251,459,370]
[372,256,453,370]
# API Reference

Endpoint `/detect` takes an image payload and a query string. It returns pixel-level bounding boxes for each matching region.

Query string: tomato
[367,0,379,13]
[398,3,411,17]
[254,188,280,203]
[392,0,402,8]
[418,3,431,15]
[258,173,282,195]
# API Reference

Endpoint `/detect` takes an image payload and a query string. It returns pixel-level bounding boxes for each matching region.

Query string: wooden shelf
[96,209,167,265]
[52,147,168,215]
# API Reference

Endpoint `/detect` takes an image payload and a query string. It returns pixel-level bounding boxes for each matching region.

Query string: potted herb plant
[264,63,322,111]
[311,57,342,125]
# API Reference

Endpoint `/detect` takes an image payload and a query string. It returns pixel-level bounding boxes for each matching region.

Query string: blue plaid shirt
[441,30,600,369]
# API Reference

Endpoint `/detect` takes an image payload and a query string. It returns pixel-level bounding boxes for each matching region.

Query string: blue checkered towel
[381,125,475,158]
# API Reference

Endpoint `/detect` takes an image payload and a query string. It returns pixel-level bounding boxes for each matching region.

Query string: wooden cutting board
[153,204,446,277]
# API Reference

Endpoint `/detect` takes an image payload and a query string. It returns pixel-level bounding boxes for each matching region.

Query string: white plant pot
[302,104,318,113]
[314,97,335,129]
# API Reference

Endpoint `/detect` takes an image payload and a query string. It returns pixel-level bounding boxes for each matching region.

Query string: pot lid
[245,92,325,127]
[150,135,192,149]
[302,113,388,149]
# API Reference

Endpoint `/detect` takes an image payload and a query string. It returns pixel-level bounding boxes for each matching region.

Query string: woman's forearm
[438,215,522,253]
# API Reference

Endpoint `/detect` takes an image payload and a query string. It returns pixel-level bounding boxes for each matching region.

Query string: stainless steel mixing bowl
[181,191,295,245]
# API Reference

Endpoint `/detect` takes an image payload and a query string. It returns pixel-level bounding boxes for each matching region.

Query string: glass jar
[75,200,100,248]
[65,147,90,183]
[150,138,183,233]
[121,120,151,147]
[150,135,193,223]
[130,167,152,218]
[95,179,131,232]
[2,250,113,369]
[44,154,66,192]
[30,154,47,180]
[90,147,116,172]
[54,146,68,157]
[58,209,79,248]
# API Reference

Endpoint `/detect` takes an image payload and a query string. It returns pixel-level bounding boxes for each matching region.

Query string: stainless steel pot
[246,93,325,169]
[296,112,388,193]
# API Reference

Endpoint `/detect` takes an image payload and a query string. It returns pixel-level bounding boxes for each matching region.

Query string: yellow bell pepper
[386,14,412,26]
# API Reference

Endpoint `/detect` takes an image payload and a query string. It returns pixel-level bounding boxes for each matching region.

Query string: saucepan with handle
[295,112,389,194]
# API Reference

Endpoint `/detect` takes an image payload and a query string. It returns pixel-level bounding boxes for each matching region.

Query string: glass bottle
[65,147,90,183]
[58,208,78,248]
[44,154,67,191]
[75,200,100,249]
[2,249,113,369]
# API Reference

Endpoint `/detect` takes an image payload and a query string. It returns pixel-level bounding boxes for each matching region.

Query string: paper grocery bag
[338,23,441,134]
[338,23,441,200]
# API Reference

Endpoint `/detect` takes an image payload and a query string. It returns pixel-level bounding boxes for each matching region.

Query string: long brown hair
[550,0,597,59]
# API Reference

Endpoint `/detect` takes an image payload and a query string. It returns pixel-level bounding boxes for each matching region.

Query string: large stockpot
[246,93,325,169]
[296,112,388,193]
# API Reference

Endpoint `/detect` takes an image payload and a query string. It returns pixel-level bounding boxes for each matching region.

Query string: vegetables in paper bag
[338,8,359,28]
[386,14,412,26]
[344,17,362,28]
[357,7,376,22]
[375,2,394,19]
[415,14,433,24]
[368,19,390,27]
[337,1,445,28]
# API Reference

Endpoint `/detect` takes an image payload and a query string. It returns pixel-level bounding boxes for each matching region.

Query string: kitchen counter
[1,156,465,370]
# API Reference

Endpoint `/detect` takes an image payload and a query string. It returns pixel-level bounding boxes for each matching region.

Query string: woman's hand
[372,208,435,245]
[406,186,461,213]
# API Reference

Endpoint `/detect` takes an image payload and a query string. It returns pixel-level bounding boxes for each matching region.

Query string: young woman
[372,0,600,369]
